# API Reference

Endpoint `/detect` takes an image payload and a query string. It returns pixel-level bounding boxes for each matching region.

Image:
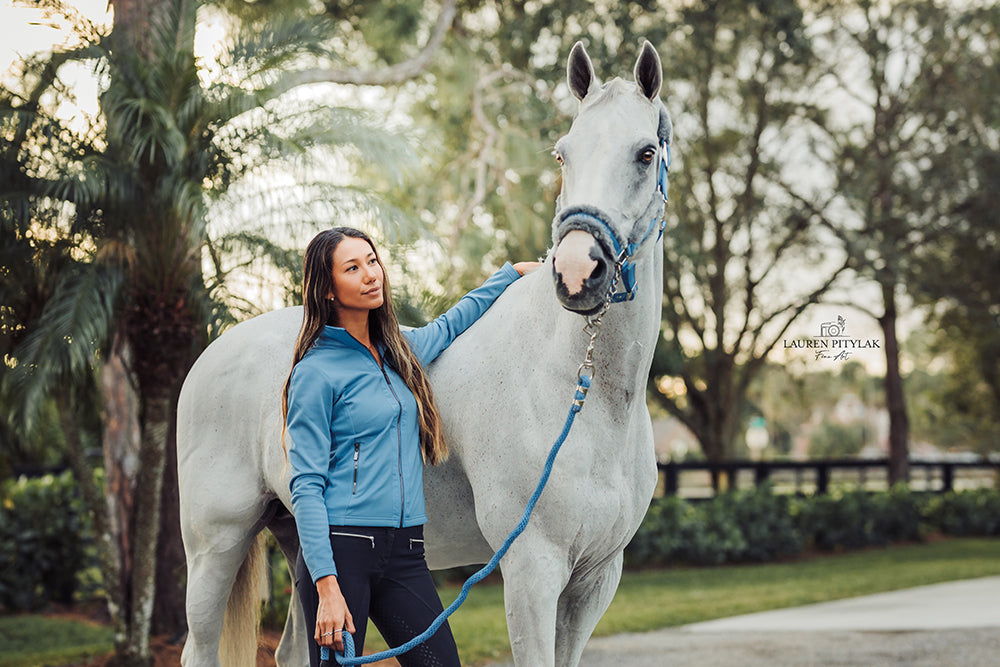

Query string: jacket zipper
[352,442,360,494]
[379,367,405,528]
[329,531,375,548]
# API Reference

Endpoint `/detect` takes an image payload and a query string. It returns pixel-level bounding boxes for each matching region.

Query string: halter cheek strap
[608,141,671,303]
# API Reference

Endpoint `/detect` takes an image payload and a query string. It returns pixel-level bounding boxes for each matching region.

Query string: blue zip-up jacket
[287,263,521,583]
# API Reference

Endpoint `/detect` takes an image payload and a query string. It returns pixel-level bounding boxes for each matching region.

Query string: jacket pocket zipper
[329,531,375,548]
[352,442,360,494]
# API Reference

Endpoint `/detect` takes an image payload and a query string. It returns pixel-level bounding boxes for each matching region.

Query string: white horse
[177,40,671,667]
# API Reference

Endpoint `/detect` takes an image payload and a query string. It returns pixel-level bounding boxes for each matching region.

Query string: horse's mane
[580,78,634,111]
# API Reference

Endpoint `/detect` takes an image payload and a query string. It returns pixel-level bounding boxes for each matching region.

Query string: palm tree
[2,0,442,663]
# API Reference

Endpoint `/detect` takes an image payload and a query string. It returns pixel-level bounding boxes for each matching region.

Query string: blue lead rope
[321,375,593,665]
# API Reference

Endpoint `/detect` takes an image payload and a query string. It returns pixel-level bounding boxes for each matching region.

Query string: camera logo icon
[818,315,847,337]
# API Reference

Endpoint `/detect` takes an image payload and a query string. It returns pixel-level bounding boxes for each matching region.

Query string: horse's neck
[597,246,663,390]
[526,245,663,395]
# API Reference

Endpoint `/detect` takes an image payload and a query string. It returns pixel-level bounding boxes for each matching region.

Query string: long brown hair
[281,227,448,464]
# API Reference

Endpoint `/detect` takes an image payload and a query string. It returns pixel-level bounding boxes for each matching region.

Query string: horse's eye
[554,152,564,165]
[639,148,656,164]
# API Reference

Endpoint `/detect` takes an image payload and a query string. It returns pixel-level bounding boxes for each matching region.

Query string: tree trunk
[110,0,195,57]
[696,387,743,491]
[879,277,910,485]
[59,389,125,634]
[100,338,142,655]
[153,413,187,640]
[118,392,171,667]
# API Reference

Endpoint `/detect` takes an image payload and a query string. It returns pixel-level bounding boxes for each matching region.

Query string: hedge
[0,471,95,611]
[625,484,1000,568]
[2,471,997,610]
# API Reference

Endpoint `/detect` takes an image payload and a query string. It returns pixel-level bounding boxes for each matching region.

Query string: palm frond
[220,13,339,80]
[2,263,123,434]
[209,101,417,199]
[208,179,419,243]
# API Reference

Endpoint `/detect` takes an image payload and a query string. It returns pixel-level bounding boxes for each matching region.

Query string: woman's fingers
[316,619,352,651]
[512,260,542,276]
[316,626,333,645]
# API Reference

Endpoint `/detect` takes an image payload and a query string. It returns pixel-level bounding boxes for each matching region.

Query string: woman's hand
[512,261,542,276]
[315,575,355,654]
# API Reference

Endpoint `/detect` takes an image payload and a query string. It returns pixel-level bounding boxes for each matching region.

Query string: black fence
[658,458,1000,498]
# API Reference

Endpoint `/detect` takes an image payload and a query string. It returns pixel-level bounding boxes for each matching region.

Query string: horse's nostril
[589,260,607,283]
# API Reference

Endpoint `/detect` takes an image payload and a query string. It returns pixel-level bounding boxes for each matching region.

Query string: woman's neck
[335,309,371,346]
[334,309,381,366]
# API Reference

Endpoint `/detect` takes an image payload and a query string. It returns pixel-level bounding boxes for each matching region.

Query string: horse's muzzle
[552,210,619,314]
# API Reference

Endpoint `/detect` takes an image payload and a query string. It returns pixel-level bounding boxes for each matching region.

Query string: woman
[283,227,538,666]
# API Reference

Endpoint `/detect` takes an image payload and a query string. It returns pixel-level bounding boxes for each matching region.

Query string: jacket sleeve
[286,361,338,582]
[405,262,522,366]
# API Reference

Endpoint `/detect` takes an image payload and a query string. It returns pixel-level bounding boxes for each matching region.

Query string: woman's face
[327,236,385,313]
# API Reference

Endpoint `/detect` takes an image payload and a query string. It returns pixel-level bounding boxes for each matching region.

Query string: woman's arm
[286,362,339,583]
[406,261,539,365]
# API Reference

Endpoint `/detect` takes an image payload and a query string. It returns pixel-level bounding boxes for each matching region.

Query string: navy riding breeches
[295,524,460,667]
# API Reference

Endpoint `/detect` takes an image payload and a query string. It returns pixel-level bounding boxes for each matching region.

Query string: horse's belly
[422,456,494,569]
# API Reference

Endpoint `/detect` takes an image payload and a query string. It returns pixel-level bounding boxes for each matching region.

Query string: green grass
[438,537,1000,665]
[0,615,113,667]
[595,538,1000,635]
[5,538,1000,667]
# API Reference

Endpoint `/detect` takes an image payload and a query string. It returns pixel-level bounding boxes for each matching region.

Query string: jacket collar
[314,325,386,356]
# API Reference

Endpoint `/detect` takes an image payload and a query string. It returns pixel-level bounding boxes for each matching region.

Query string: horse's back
[177,307,302,537]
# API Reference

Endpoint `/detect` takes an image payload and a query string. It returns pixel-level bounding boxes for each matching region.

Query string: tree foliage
[905,3,1000,454]
[639,0,851,464]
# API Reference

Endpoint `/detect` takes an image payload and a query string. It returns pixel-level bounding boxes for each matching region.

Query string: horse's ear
[567,41,597,101]
[634,40,662,101]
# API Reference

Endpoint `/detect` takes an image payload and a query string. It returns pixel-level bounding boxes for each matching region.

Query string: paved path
[491,576,1000,666]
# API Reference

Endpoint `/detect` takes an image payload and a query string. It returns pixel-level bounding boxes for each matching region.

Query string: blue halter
[612,141,670,302]
[564,141,671,303]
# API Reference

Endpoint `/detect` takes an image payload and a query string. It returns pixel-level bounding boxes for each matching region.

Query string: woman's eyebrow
[340,252,375,267]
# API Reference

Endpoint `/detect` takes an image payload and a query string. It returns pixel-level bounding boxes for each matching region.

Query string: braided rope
[321,376,593,665]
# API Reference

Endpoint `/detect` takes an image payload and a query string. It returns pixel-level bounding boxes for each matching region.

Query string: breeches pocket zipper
[329,531,375,548]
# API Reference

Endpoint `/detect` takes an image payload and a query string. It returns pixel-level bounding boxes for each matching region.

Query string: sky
[0,1,109,73]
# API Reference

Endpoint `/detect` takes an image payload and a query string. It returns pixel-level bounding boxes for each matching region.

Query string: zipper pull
[352,443,360,494]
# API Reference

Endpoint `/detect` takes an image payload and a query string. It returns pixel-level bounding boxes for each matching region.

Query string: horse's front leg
[555,551,624,667]
[498,534,571,667]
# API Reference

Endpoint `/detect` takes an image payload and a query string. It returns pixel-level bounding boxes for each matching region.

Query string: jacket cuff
[498,261,522,284]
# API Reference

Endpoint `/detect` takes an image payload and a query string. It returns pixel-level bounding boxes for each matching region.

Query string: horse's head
[552,40,672,315]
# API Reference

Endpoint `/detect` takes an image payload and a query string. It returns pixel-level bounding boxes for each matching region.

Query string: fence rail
[658,458,1000,498]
